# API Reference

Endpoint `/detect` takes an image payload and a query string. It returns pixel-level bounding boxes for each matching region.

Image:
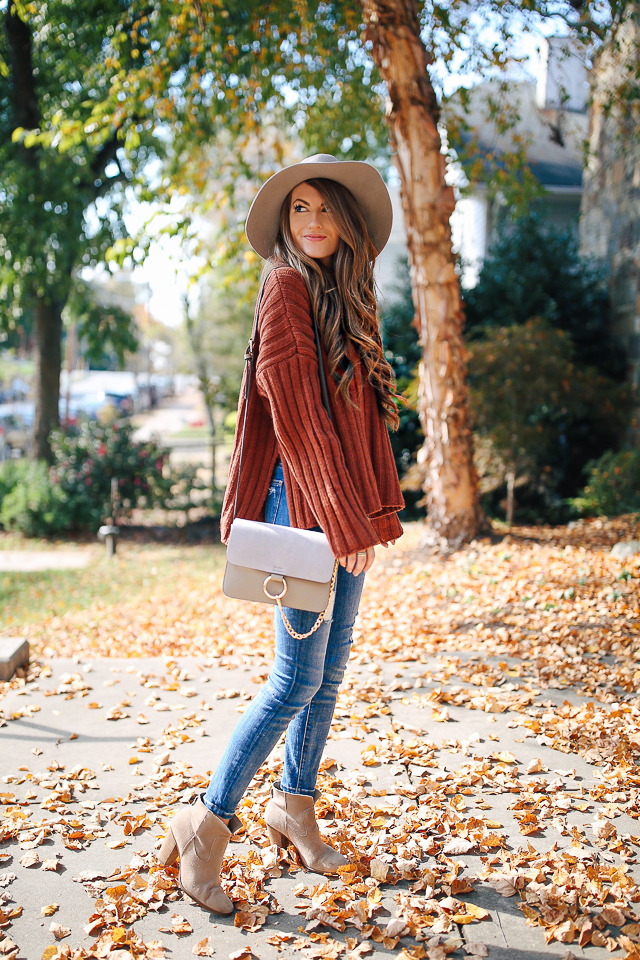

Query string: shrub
[380,240,633,523]
[463,213,627,380]
[572,448,640,517]
[49,418,174,532]
[0,420,219,537]
[467,319,630,522]
[0,460,31,504]
[0,461,72,537]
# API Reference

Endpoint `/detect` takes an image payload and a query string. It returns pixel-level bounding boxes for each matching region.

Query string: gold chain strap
[275,561,339,640]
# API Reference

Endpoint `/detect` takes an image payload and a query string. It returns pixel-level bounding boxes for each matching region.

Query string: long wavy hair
[268,177,399,430]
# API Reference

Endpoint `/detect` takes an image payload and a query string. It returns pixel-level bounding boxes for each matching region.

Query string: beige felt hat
[244,153,393,259]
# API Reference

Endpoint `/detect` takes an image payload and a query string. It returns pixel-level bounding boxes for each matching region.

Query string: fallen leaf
[193,938,215,956]
[443,838,475,855]
[370,859,390,882]
[385,918,409,938]
[487,877,517,897]
[18,852,40,868]
[49,921,71,940]
[600,905,626,927]
[170,914,192,935]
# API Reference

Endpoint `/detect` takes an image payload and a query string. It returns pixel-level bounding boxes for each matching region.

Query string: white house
[375,38,589,298]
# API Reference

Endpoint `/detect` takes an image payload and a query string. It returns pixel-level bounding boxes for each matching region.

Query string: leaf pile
[0,513,639,958]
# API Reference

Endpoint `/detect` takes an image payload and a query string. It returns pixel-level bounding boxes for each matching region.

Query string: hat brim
[244,158,393,259]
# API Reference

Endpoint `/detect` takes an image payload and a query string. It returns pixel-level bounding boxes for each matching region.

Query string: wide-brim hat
[244,153,393,259]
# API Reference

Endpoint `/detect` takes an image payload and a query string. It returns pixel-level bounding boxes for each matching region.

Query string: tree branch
[533,4,607,41]
[90,132,121,179]
[92,167,131,198]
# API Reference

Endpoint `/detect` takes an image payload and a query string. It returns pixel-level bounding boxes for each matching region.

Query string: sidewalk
[2,650,638,960]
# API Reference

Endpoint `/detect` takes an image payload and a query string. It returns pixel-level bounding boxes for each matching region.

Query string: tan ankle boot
[158,796,241,914]
[264,781,348,874]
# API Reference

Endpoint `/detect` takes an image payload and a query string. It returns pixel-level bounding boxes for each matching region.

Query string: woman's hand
[380,540,396,548]
[339,546,375,576]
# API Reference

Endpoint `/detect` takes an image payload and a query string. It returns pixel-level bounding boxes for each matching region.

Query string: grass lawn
[0,541,226,631]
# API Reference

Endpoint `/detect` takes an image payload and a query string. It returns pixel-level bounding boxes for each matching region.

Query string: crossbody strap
[233,268,332,520]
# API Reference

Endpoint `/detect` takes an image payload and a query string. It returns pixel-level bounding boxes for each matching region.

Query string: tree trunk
[32,297,62,462]
[203,392,217,492]
[361,0,484,549]
[184,299,218,490]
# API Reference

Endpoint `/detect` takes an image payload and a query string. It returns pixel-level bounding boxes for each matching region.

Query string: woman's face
[288,182,340,267]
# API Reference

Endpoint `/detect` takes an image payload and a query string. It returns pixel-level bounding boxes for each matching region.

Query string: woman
[158,154,404,914]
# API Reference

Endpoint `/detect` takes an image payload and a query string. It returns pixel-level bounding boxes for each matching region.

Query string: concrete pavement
[0,654,637,960]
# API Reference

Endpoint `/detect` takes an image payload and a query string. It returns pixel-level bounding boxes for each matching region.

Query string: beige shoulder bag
[222,270,339,639]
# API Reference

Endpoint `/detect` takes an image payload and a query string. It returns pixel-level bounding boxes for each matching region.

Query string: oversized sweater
[220,260,404,557]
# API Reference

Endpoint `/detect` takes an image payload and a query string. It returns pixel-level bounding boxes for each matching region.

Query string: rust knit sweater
[220,260,404,558]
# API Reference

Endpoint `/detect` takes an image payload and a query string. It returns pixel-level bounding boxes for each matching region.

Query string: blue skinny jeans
[204,461,365,818]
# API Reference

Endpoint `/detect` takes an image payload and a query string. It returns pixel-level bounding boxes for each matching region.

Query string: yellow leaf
[465,903,490,920]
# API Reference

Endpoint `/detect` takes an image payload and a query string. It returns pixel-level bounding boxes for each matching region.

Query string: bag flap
[227,518,335,583]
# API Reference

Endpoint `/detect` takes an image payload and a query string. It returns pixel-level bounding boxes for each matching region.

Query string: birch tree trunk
[361,0,484,548]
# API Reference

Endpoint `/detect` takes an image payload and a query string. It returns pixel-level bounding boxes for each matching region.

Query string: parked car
[0,403,32,459]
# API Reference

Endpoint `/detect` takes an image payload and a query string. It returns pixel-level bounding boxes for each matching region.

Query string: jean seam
[266,481,283,524]
[293,701,313,793]
[274,485,285,524]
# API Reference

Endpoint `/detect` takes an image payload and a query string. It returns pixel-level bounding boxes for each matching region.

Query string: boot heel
[267,825,288,849]
[158,828,178,865]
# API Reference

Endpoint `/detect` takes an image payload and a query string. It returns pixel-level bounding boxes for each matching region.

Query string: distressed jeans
[203,460,365,818]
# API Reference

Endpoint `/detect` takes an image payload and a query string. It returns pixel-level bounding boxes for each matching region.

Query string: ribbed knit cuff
[370,512,403,545]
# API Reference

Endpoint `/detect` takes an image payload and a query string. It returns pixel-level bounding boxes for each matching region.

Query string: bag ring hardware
[263,574,288,601]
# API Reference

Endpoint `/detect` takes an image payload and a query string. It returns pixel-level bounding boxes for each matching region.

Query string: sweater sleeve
[255,267,379,557]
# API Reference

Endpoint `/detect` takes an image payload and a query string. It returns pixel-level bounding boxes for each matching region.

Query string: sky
[111,19,565,330]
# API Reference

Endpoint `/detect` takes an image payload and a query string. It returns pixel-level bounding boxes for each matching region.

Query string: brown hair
[268,177,399,430]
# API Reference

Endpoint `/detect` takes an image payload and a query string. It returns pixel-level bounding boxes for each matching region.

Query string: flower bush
[49,418,173,531]
[0,419,216,536]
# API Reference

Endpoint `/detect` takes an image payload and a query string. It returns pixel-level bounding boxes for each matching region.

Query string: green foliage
[0,2,159,330]
[184,268,256,415]
[0,461,71,537]
[468,319,630,521]
[463,214,626,380]
[572,448,640,517]
[62,1,609,279]
[383,242,630,521]
[49,419,174,532]
[64,280,139,367]
[0,419,218,537]
[380,257,423,517]
[459,213,632,520]
[445,82,547,215]
[0,459,31,504]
